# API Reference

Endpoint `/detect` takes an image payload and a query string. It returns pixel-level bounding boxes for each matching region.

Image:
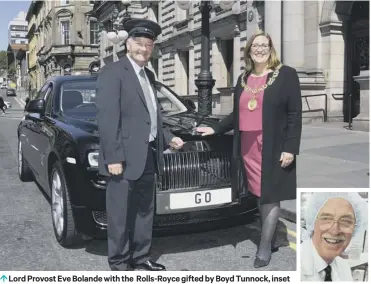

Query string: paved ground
[0,93,296,271]
[297,122,369,188]
[280,119,369,221]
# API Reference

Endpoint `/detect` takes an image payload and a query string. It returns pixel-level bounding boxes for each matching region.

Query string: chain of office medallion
[241,64,282,94]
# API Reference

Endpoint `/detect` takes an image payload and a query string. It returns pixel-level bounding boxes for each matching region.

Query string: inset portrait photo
[300,191,368,282]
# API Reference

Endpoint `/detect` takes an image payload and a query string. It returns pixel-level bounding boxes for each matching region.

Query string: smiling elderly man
[301,192,368,281]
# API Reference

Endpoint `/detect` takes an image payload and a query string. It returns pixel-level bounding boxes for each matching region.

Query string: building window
[90,21,99,45]
[104,21,113,32]
[150,58,159,79]
[61,20,70,44]
[152,5,159,23]
[177,50,189,95]
[221,39,234,87]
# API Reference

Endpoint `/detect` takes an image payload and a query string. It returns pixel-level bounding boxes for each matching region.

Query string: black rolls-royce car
[18,75,257,247]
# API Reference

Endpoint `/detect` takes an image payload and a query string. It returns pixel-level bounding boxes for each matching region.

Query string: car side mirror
[25,99,45,114]
[184,98,196,110]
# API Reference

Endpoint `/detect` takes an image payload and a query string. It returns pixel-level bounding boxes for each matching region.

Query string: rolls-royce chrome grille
[159,151,232,191]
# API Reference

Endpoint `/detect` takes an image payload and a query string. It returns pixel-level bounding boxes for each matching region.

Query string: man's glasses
[316,215,356,233]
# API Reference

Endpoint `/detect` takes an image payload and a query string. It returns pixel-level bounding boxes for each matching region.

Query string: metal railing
[302,93,328,122]
[332,93,352,130]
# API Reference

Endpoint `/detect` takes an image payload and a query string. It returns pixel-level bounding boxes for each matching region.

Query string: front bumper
[65,164,257,238]
[72,195,257,239]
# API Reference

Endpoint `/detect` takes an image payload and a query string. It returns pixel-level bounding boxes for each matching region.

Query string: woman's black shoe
[253,256,271,268]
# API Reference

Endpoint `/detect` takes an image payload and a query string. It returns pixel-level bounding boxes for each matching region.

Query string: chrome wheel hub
[51,171,64,237]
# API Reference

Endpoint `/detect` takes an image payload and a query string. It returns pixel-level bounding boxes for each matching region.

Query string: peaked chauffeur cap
[124,19,162,41]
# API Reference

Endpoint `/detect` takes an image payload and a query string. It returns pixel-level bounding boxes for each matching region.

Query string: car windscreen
[60,79,188,120]
[60,80,97,119]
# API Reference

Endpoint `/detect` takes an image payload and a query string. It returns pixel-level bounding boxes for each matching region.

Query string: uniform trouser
[106,145,155,271]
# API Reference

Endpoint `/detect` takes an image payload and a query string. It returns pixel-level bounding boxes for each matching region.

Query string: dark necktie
[324,265,332,281]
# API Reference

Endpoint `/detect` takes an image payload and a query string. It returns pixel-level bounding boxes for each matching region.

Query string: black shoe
[253,256,271,268]
[133,260,166,271]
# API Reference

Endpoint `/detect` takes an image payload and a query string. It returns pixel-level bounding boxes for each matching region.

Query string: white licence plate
[169,188,232,210]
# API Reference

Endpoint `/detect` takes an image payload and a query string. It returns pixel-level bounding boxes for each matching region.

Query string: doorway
[343,1,369,122]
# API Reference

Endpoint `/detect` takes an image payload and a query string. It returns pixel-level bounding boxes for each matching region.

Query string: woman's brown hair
[243,30,281,72]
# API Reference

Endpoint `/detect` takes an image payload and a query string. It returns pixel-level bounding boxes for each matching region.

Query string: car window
[35,84,49,100]
[59,79,188,120]
[60,80,97,119]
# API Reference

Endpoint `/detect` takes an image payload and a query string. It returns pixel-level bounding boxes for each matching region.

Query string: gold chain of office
[241,64,282,111]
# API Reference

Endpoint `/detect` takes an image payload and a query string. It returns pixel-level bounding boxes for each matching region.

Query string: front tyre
[18,140,33,182]
[50,161,80,247]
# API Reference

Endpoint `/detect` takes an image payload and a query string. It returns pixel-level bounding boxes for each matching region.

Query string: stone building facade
[7,43,28,88]
[95,0,251,116]
[259,0,369,128]
[26,0,99,90]
[94,0,369,126]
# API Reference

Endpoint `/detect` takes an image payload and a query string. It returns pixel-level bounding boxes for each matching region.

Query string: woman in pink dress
[197,31,302,268]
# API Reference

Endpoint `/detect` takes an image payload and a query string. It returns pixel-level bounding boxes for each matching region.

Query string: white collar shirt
[126,54,157,111]
[301,238,353,282]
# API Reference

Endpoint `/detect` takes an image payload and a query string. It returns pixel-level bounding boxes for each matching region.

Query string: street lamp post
[195,1,214,118]
[177,1,234,120]
[106,1,131,45]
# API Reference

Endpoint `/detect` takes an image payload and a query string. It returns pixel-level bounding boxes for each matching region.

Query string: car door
[29,83,54,179]
[36,83,56,184]
[21,84,49,171]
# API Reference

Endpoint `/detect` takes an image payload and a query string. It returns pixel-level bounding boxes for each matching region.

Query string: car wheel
[50,161,80,247]
[18,140,33,182]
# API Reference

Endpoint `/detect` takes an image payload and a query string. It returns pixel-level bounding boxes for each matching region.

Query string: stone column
[113,44,119,62]
[211,37,221,94]
[353,71,369,131]
[100,30,107,67]
[319,6,346,116]
[282,0,305,69]
[71,2,81,44]
[264,0,282,60]
[174,50,182,95]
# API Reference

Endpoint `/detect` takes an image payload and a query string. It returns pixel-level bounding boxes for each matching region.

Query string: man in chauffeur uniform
[96,19,184,271]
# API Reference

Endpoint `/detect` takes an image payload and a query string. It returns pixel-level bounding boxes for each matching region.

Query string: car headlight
[88,152,99,167]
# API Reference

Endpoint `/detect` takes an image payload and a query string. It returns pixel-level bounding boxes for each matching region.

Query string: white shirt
[127,54,157,141]
[301,239,353,281]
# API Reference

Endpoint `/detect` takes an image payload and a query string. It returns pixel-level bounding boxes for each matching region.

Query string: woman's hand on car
[195,127,215,136]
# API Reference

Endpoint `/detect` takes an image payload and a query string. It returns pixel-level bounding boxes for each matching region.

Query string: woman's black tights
[256,200,280,261]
